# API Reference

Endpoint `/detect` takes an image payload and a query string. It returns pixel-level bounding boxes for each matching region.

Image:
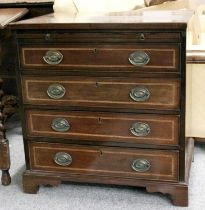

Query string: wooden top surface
[10,10,193,30]
[0,8,28,29]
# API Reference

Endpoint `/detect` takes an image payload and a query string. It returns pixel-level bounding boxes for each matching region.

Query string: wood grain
[20,44,179,72]
[29,141,179,182]
[0,8,28,29]
[22,76,180,110]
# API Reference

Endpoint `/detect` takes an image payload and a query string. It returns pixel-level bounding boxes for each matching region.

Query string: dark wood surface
[0,8,29,186]
[0,8,27,118]
[26,109,179,147]
[22,76,180,111]
[0,8,28,77]
[0,78,11,185]
[0,8,28,29]
[10,12,191,30]
[13,11,193,206]
[0,4,52,99]
[0,2,53,19]
[194,137,205,142]
[20,43,179,72]
[29,141,179,182]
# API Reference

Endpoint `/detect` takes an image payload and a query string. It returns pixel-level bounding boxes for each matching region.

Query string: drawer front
[29,142,179,182]
[20,44,179,72]
[18,32,181,43]
[22,77,180,111]
[26,110,179,146]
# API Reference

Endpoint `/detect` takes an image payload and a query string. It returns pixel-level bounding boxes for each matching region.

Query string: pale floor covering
[1,115,205,210]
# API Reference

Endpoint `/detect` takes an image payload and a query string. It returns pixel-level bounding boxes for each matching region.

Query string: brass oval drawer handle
[132,159,151,172]
[51,118,70,132]
[54,152,72,166]
[130,86,150,102]
[47,84,66,99]
[43,50,63,65]
[129,51,150,66]
[130,122,151,137]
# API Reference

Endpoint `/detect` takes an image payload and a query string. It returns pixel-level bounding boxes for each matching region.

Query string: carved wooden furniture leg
[0,78,11,186]
[2,95,18,122]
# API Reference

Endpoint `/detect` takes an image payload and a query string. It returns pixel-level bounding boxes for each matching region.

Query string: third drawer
[26,110,180,146]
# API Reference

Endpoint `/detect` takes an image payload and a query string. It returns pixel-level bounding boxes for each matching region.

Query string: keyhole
[98,117,102,124]
[45,33,52,41]
[93,48,97,53]
[139,33,145,41]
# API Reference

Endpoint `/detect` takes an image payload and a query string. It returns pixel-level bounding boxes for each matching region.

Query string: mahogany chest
[11,12,193,206]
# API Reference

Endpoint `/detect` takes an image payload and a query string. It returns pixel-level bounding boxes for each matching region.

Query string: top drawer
[19,43,180,73]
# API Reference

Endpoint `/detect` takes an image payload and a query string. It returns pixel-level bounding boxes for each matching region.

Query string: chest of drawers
[11,12,193,206]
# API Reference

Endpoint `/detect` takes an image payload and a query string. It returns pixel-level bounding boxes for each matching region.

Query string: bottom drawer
[29,142,179,182]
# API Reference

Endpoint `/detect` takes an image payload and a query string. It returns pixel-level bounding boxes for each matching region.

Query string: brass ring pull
[51,118,70,132]
[132,159,151,172]
[130,86,150,102]
[54,152,72,166]
[43,50,63,65]
[129,51,150,66]
[130,122,151,137]
[47,84,66,99]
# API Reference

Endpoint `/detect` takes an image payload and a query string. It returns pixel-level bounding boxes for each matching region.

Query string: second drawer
[26,110,179,146]
[22,76,180,111]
